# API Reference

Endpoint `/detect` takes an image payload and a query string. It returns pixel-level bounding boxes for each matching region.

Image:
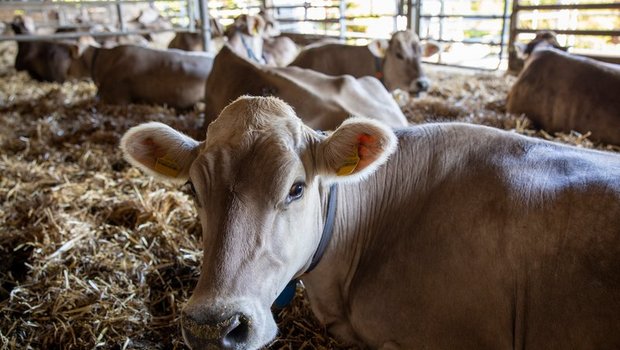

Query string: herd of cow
[9,10,620,350]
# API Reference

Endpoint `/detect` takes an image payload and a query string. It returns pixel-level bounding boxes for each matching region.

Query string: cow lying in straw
[507,31,620,145]
[121,96,620,349]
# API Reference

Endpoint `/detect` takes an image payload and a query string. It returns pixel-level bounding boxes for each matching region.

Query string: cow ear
[120,122,202,183]
[368,39,389,58]
[422,41,440,57]
[315,118,397,183]
[514,42,528,59]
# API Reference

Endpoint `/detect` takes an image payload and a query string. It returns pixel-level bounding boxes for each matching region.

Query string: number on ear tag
[155,157,180,177]
[337,146,360,176]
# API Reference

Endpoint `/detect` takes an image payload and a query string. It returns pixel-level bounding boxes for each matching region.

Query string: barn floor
[0,40,618,349]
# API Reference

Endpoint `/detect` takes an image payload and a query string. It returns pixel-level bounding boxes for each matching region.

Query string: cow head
[515,30,566,60]
[369,30,439,95]
[225,15,267,64]
[121,96,397,349]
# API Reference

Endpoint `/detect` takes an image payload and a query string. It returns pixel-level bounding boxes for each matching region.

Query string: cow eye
[396,52,404,60]
[287,182,305,203]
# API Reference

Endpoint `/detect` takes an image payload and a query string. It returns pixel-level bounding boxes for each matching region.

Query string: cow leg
[327,321,365,347]
[98,84,131,105]
[379,342,400,350]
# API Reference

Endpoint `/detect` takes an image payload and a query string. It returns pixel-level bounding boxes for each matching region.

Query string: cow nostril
[221,313,250,348]
[416,79,429,91]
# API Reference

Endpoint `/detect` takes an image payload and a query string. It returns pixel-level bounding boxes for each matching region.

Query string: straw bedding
[1,41,618,350]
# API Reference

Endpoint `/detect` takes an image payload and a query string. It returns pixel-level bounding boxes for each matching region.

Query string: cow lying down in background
[507,31,620,145]
[121,96,620,350]
[204,45,408,131]
[289,30,439,95]
[71,45,214,109]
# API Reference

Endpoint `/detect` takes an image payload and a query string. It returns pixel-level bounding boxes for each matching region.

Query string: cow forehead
[204,96,306,150]
[196,97,309,186]
[392,30,420,46]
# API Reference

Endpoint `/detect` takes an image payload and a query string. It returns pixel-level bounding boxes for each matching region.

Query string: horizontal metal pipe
[0,28,187,42]
[419,37,504,46]
[0,0,182,7]
[515,3,620,11]
[420,14,509,19]
[515,28,620,36]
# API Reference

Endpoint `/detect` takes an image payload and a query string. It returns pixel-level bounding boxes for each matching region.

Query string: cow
[289,30,440,94]
[121,95,620,349]
[74,45,214,109]
[223,14,268,64]
[204,45,408,130]
[11,16,89,83]
[167,18,226,52]
[507,31,620,145]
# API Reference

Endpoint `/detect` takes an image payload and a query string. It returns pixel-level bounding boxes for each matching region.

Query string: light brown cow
[74,45,214,109]
[167,18,226,52]
[507,31,620,145]
[204,45,407,130]
[121,95,620,349]
[289,30,440,94]
[11,16,90,83]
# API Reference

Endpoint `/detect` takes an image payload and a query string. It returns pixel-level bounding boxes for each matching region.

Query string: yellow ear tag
[337,146,360,176]
[154,156,180,178]
[252,26,258,35]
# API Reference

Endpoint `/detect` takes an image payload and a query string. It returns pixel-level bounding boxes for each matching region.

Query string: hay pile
[0,53,618,350]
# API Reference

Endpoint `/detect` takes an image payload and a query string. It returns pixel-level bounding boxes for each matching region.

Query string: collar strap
[239,34,261,63]
[373,55,384,83]
[306,183,338,273]
[91,47,100,81]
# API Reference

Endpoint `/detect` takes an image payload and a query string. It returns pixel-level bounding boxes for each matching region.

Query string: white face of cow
[370,30,440,95]
[120,96,397,349]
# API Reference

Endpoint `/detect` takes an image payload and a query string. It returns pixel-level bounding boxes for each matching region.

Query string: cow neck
[272,183,338,309]
[374,55,384,83]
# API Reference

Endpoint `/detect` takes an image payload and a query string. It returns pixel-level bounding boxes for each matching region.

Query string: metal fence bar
[419,14,510,19]
[419,37,505,46]
[0,28,190,42]
[515,28,620,36]
[516,2,620,11]
[197,0,210,51]
[0,0,183,7]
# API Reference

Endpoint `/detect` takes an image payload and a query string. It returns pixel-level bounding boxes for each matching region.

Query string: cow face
[370,30,439,95]
[121,96,397,349]
[225,15,267,64]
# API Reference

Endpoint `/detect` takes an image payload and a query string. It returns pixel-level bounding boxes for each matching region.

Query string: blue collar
[239,33,262,64]
[273,183,338,308]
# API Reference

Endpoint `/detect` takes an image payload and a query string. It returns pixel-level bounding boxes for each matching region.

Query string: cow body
[122,96,620,349]
[204,45,407,130]
[289,31,439,94]
[507,45,620,145]
[86,45,214,108]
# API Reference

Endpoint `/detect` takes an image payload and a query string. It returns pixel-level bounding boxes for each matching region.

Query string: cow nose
[182,311,251,349]
[222,313,250,348]
[415,78,429,92]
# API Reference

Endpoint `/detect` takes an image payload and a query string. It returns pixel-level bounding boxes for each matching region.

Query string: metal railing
[508,1,620,71]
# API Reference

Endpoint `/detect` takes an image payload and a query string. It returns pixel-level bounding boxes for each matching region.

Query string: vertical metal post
[508,0,521,72]
[496,0,510,69]
[407,0,414,30]
[339,0,346,41]
[188,0,195,31]
[116,1,125,32]
[197,0,211,52]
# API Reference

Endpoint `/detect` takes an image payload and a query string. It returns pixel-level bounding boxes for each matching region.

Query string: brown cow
[507,31,620,145]
[74,45,214,109]
[121,96,620,349]
[10,16,91,83]
[204,45,408,130]
[289,30,440,94]
[167,18,226,52]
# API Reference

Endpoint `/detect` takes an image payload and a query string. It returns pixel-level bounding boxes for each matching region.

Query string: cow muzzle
[182,311,251,349]
[409,77,430,94]
[181,300,276,350]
